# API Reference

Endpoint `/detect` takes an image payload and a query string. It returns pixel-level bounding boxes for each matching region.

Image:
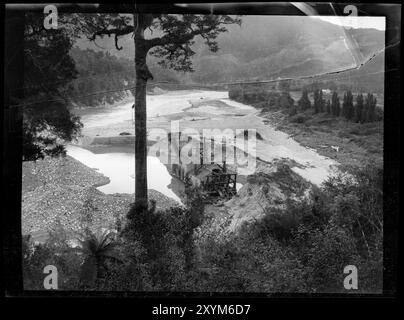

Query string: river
[68,89,338,200]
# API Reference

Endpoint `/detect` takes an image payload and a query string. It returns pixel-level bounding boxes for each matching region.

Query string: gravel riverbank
[22,155,180,243]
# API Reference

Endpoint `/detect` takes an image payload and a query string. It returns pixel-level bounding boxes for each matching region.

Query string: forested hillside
[66,47,192,107]
[66,48,135,107]
[73,15,384,90]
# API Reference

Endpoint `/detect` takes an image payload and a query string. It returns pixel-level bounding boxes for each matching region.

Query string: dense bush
[195,164,383,293]
[23,230,83,290]
[290,114,307,123]
[228,85,296,113]
[248,209,301,243]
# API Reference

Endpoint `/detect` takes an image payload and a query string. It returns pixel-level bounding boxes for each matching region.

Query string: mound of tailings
[197,159,313,241]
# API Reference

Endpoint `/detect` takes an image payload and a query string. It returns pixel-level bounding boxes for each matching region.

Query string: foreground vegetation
[23,164,382,293]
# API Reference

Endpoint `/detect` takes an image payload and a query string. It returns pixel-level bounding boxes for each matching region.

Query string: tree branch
[145,15,240,50]
[146,26,211,49]
[114,34,123,50]
[88,25,134,42]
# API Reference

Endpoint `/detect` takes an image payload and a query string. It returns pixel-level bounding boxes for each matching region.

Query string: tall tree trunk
[134,14,153,209]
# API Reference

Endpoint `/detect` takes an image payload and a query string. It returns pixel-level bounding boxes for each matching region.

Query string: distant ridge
[73,15,384,90]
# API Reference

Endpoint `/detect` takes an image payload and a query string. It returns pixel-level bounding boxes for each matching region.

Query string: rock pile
[196,159,313,241]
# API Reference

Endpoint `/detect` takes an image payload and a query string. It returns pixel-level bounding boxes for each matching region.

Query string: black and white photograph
[3,2,400,303]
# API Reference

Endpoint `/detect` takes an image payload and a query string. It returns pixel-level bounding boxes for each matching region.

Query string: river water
[66,144,183,203]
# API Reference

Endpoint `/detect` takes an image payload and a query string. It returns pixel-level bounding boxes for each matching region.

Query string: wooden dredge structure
[203,166,237,198]
[168,132,238,199]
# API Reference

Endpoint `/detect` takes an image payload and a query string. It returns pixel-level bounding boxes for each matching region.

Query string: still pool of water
[66,145,182,203]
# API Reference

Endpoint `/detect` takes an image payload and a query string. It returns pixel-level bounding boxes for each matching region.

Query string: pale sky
[313,16,386,31]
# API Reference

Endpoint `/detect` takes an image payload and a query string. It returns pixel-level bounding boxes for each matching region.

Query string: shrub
[22,231,83,290]
[76,229,122,288]
[121,190,206,290]
[251,211,301,243]
[198,229,308,292]
[290,114,306,123]
[294,224,359,292]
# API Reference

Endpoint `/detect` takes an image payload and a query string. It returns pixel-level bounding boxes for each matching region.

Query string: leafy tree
[298,89,311,111]
[22,13,83,161]
[76,229,121,287]
[313,89,325,114]
[342,92,348,119]
[342,91,354,120]
[326,100,331,114]
[80,12,241,208]
[363,93,377,122]
[313,89,319,114]
[331,91,340,116]
[318,90,325,113]
[347,91,355,120]
[355,93,364,123]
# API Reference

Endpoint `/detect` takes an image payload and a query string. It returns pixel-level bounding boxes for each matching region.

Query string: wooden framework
[169,132,239,199]
[203,170,237,198]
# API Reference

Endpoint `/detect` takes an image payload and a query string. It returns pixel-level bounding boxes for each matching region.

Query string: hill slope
[73,15,384,87]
